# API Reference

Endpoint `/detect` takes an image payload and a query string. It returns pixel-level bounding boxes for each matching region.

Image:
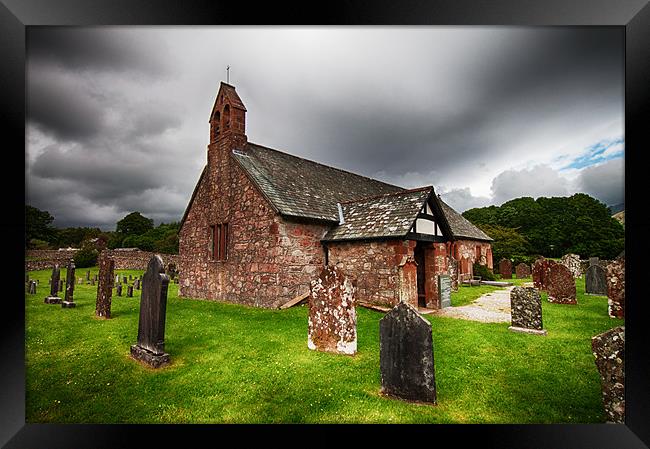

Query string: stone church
[178,82,493,309]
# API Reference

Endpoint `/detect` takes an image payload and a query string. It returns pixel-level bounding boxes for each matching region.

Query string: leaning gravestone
[592,326,625,423]
[379,301,437,404]
[437,274,451,309]
[515,263,531,279]
[45,264,62,304]
[130,255,171,368]
[585,264,607,295]
[499,259,512,279]
[560,253,582,278]
[95,256,115,318]
[546,264,577,304]
[606,258,625,319]
[116,283,123,296]
[61,260,76,308]
[308,265,357,355]
[508,286,546,335]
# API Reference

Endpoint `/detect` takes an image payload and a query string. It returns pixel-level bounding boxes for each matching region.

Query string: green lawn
[25,268,622,423]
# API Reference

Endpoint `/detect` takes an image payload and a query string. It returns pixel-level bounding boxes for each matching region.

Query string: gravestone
[129,275,132,281]
[90,278,95,286]
[127,285,134,297]
[61,260,76,308]
[116,283,123,296]
[532,259,556,291]
[499,259,512,279]
[508,286,546,335]
[95,256,115,318]
[606,258,625,319]
[437,275,451,309]
[130,255,171,368]
[59,279,64,292]
[44,264,62,304]
[28,280,37,294]
[585,264,607,295]
[308,265,357,355]
[546,264,577,304]
[135,279,141,290]
[122,276,127,284]
[94,274,98,282]
[592,326,625,423]
[86,270,90,281]
[379,301,437,404]
[515,263,530,279]
[560,253,582,278]
[115,275,120,285]
[589,257,600,267]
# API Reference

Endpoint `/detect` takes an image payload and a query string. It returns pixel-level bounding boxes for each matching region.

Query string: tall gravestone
[379,301,437,404]
[606,258,625,319]
[546,264,577,304]
[116,283,123,296]
[437,274,451,309]
[592,326,625,423]
[585,264,607,295]
[95,256,115,318]
[508,286,546,335]
[130,255,171,368]
[122,276,127,284]
[532,259,556,291]
[127,285,134,297]
[308,265,357,355]
[515,263,530,279]
[28,280,37,294]
[560,253,582,278]
[45,264,62,304]
[499,259,512,279]
[61,260,76,308]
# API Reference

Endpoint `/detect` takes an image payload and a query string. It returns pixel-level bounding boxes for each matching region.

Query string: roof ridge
[339,185,433,205]
[246,142,405,191]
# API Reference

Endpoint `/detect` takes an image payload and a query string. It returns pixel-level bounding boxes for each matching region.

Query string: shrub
[473,262,496,281]
[73,246,99,268]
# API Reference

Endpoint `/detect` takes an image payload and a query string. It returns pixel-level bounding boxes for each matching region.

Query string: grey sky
[26,26,624,230]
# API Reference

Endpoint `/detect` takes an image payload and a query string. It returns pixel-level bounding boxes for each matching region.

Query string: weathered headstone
[515,263,531,279]
[122,276,127,284]
[560,253,582,278]
[86,270,90,281]
[61,260,76,308]
[28,280,37,294]
[130,255,171,368]
[95,256,115,318]
[499,259,512,279]
[606,258,625,319]
[127,285,134,297]
[592,326,625,423]
[116,283,123,296]
[437,274,451,309]
[379,301,437,404]
[44,264,62,304]
[508,286,546,335]
[546,263,577,304]
[585,264,607,295]
[308,265,357,355]
[532,258,556,291]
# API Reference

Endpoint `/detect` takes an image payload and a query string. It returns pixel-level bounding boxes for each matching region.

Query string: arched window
[222,104,231,130]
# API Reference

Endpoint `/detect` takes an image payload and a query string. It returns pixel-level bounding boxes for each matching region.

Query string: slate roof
[438,197,493,241]
[322,187,433,242]
[232,142,403,222]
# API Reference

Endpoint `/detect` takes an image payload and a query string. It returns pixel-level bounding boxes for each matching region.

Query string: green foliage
[115,212,154,236]
[472,262,496,281]
[25,205,56,246]
[463,193,624,259]
[476,223,530,262]
[119,222,180,254]
[73,246,99,268]
[53,227,103,248]
[28,238,51,250]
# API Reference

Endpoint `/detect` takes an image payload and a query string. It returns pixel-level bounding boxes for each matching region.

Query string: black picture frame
[3,0,649,447]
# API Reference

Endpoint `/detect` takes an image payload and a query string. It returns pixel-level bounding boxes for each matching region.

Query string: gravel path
[433,286,515,323]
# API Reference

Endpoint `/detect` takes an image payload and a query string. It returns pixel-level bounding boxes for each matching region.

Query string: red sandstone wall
[102,249,179,270]
[25,249,78,271]
[450,240,493,275]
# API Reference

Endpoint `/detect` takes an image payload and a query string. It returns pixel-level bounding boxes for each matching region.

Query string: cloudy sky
[26,27,624,230]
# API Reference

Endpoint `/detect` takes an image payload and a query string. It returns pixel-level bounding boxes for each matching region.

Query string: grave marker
[606,258,625,319]
[560,253,582,278]
[130,255,171,368]
[127,285,134,297]
[437,274,451,308]
[546,264,577,304]
[592,326,625,423]
[515,263,530,279]
[508,286,546,335]
[61,260,76,308]
[28,280,37,294]
[585,264,607,295]
[95,256,115,318]
[44,264,62,304]
[499,259,512,279]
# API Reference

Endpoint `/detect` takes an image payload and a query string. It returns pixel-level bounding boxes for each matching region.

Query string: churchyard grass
[25,269,622,423]
[450,284,501,307]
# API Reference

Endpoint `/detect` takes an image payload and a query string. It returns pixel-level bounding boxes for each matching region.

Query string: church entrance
[414,243,426,308]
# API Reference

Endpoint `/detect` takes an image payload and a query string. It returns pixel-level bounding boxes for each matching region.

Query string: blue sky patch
[561,137,624,170]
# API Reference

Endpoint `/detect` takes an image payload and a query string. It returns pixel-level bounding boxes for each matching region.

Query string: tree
[115,212,154,236]
[476,224,530,262]
[26,205,56,247]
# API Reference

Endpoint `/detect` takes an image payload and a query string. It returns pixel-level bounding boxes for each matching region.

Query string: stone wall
[450,240,494,275]
[25,249,78,271]
[101,249,179,271]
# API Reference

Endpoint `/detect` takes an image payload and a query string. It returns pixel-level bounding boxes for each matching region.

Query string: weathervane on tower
[226,65,230,84]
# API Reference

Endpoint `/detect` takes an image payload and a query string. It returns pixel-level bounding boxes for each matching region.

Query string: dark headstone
[122,276,127,284]
[308,265,357,355]
[532,258,556,291]
[585,264,607,295]
[509,286,546,335]
[94,274,98,282]
[129,274,132,281]
[546,264,577,304]
[95,256,115,318]
[437,275,451,308]
[606,258,625,319]
[135,279,141,290]
[116,283,123,296]
[86,270,90,280]
[28,280,37,294]
[589,257,600,267]
[61,260,76,308]
[44,264,62,304]
[130,255,171,368]
[127,285,134,297]
[379,301,437,404]
[499,259,512,279]
[59,279,64,292]
[515,263,531,279]
[592,326,625,423]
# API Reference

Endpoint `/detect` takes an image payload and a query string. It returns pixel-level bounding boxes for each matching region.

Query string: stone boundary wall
[26,248,179,272]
